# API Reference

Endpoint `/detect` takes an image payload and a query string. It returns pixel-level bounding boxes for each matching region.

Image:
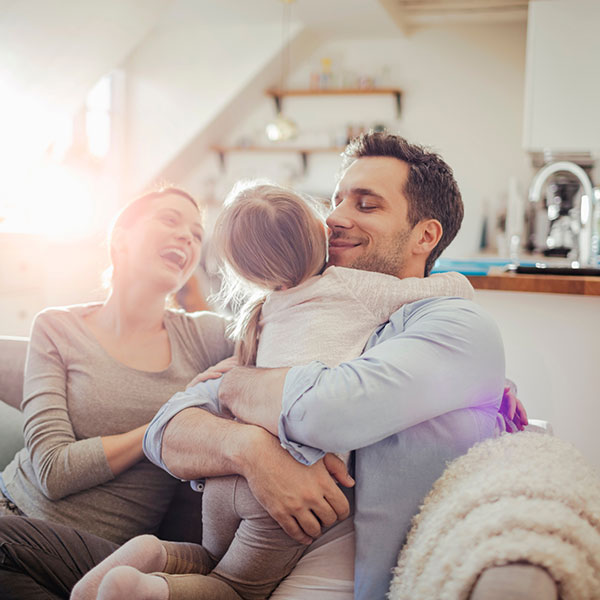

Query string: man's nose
[326,203,353,230]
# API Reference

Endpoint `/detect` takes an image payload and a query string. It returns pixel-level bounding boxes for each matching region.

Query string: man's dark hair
[339,132,463,276]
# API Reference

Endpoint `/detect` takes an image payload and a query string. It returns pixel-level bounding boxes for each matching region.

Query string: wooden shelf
[212,145,345,172]
[266,87,402,97]
[266,87,403,116]
[213,87,403,172]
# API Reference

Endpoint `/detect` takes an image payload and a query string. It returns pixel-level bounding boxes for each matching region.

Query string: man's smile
[328,237,362,251]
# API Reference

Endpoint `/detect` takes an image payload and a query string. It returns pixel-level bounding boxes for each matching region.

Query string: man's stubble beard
[346,227,412,278]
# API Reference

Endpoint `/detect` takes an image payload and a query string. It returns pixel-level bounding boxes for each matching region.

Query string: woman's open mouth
[159,247,187,271]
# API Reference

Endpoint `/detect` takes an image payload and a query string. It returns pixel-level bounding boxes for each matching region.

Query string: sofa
[0,335,562,599]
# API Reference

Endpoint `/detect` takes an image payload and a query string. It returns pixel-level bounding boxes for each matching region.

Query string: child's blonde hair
[214,181,327,366]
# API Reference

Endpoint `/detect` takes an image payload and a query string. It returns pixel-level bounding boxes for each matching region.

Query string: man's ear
[412,219,443,256]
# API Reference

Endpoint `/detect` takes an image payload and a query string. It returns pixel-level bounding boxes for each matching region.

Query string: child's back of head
[213,181,328,366]
[214,181,327,292]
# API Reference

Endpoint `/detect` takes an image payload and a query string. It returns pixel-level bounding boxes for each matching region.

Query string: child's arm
[186,355,239,389]
[333,267,474,323]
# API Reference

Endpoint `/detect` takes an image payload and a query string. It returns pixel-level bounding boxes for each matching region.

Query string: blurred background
[0,0,540,332]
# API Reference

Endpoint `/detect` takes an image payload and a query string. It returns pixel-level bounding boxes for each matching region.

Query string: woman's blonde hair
[214,181,327,366]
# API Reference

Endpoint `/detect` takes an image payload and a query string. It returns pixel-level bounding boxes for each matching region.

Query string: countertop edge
[466,273,600,296]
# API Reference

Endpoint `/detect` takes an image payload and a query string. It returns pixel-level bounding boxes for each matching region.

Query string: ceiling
[381,0,529,28]
[166,0,529,37]
[179,0,529,35]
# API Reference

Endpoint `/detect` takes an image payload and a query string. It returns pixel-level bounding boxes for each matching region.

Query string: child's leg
[201,476,243,560]
[154,572,243,600]
[206,476,307,600]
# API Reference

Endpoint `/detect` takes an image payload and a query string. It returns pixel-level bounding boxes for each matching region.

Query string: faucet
[528,160,597,266]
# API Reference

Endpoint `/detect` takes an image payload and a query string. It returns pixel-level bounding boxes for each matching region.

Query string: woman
[0,187,233,544]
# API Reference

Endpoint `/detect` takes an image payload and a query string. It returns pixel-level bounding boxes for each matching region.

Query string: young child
[72,181,474,600]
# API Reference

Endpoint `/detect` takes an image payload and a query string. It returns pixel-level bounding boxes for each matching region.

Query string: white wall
[181,21,531,259]
[121,4,302,195]
[0,0,169,175]
[476,289,600,473]
[0,233,107,336]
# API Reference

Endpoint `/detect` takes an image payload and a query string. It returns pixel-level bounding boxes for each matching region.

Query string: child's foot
[97,566,169,600]
[71,535,167,600]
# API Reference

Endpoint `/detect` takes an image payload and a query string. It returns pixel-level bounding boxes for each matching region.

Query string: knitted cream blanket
[389,432,600,600]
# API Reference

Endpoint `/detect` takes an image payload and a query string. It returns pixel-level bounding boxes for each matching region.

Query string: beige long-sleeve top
[1,304,232,544]
[257,266,474,368]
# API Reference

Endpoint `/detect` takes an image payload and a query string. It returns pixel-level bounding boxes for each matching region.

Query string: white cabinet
[475,288,600,473]
[523,0,600,152]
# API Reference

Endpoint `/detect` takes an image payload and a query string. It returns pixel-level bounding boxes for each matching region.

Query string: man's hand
[500,385,529,431]
[241,430,354,545]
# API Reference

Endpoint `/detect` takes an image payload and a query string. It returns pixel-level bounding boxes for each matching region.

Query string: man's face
[327,156,417,278]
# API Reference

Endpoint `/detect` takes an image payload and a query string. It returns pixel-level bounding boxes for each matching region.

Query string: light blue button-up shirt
[144,296,505,599]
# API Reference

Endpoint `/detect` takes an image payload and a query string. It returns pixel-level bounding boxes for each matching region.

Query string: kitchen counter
[433,257,600,296]
[466,272,600,296]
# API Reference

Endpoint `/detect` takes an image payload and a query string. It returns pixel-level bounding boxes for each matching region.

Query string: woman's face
[114,193,203,294]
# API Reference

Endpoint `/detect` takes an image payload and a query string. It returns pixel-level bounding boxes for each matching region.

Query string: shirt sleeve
[278,297,505,465]
[21,311,115,500]
[143,377,222,477]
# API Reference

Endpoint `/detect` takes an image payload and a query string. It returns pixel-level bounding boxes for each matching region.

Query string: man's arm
[218,366,288,437]
[221,298,506,462]
[143,381,354,543]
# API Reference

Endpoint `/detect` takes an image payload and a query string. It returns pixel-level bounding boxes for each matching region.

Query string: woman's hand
[101,424,149,476]
[186,355,239,389]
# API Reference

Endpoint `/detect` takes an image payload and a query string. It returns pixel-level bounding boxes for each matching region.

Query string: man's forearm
[161,407,268,480]
[160,406,354,546]
[219,366,289,435]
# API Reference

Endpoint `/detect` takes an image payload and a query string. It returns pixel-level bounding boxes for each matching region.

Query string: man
[143,133,517,599]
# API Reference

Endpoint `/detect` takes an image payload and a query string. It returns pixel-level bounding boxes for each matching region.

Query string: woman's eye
[161,216,177,225]
[193,233,202,243]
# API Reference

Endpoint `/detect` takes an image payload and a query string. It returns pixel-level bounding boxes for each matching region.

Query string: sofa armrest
[0,336,28,410]
[471,564,558,600]
[0,400,24,470]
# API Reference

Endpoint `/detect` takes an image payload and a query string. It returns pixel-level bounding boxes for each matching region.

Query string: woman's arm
[22,311,145,500]
[101,425,148,476]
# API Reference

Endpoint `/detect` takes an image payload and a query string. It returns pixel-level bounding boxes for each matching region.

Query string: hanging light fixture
[265,0,298,142]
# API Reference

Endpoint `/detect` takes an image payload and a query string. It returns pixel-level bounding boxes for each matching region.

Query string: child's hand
[186,355,239,389]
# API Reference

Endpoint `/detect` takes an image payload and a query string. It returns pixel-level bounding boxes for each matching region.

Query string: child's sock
[97,566,169,600]
[71,534,167,600]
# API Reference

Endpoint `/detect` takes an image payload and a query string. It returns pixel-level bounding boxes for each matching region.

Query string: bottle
[320,57,332,90]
